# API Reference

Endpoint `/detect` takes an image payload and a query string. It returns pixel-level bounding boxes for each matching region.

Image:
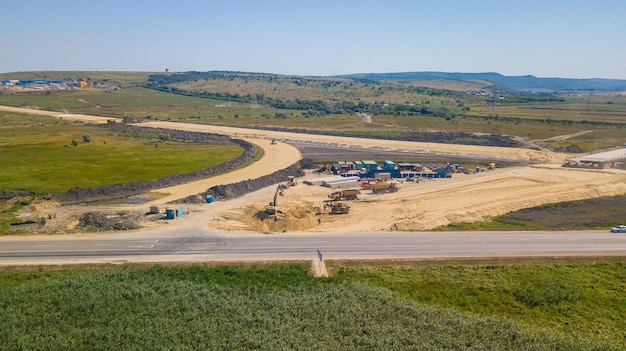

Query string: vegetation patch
[0,264,619,350]
[0,115,245,195]
[331,262,626,348]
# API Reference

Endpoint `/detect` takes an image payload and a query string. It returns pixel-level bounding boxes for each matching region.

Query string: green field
[0,113,243,194]
[0,263,623,350]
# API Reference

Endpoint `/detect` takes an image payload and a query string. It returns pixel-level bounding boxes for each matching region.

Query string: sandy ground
[4,106,626,235]
[204,166,626,233]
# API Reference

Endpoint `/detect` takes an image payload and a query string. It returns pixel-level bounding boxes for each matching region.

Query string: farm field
[0,263,623,350]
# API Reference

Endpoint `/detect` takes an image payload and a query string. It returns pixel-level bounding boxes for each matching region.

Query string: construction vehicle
[323,201,350,214]
[328,189,361,201]
[265,185,284,215]
[358,178,384,190]
[488,162,496,170]
[287,176,298,187]
[371,181,400,194]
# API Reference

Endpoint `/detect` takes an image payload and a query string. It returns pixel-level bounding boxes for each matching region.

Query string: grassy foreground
[0,263,622,350]
[0,113,243,194]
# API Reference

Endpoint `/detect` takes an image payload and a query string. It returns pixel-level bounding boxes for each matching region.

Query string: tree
[82,134,92,143]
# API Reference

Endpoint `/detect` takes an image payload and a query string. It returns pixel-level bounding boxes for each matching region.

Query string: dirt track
[4,106,626,234]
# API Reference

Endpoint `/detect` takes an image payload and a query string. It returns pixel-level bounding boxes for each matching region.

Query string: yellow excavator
[265,185,284,215]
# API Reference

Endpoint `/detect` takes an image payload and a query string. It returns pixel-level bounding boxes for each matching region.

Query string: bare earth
[3,106,626,234]
[140,122,626,234]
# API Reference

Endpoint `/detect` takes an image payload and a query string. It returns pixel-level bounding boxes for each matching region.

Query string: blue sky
[2,0,625,78]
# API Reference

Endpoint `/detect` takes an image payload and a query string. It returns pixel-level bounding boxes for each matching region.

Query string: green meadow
[0,113,242,194]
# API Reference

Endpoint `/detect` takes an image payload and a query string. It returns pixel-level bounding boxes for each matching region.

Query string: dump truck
[328,189,361,201]
[371,182,400,194]
[323,201,350,214]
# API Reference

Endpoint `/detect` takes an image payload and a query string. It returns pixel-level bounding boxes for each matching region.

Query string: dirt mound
[204,165,305,201]
[78,211,142,231]
[0,190,32,200]
[254,204,320,233]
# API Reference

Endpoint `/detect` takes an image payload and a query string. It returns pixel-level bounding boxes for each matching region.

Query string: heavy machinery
[265,185,284,215]
[328,189,361,201]
[323,201,350,214]
[287,176,298,187]
[371,181,400,194]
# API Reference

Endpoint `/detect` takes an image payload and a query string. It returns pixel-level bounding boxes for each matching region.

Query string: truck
[371,182,400,194]
[323,201,350,214]
[328,189,361,201]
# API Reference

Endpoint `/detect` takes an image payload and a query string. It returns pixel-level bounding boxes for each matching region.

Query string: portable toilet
[206,195,216,203]
[176,207,184,218]
[165,208,175,219]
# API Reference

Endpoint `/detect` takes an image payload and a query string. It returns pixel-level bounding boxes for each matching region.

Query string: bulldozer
[323,201,350,214]
[287,176,298,187]
[371,181,400,194]
[328,189,361,201]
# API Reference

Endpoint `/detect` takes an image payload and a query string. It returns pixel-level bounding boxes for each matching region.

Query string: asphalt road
[1,225,625,265]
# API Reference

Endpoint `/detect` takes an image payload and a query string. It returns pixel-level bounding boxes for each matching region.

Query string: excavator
[265,185,284,215]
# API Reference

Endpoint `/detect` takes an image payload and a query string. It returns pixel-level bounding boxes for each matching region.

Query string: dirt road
[4,106,626,235]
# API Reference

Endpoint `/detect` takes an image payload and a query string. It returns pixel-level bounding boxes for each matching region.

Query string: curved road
[1,105,624,265]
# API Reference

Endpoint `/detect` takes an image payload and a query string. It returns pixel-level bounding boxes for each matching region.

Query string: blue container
[206,195,216,203]
[165,208,175,219]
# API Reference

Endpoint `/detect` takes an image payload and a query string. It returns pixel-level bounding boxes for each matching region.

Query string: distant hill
[337,72,626,92]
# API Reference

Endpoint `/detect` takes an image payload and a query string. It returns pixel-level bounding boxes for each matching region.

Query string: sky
[2,0,625,79]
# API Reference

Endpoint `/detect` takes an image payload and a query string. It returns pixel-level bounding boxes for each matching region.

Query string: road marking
[150,240,159,249]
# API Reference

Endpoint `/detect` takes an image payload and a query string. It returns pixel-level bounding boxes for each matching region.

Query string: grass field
[0,113,243,194]
[0,263,622,350]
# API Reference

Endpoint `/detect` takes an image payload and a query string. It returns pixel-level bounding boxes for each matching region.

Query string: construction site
[198,138,626,234]
[4,109,626,236]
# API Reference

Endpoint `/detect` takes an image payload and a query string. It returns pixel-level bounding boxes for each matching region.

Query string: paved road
[1,225,625,265]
